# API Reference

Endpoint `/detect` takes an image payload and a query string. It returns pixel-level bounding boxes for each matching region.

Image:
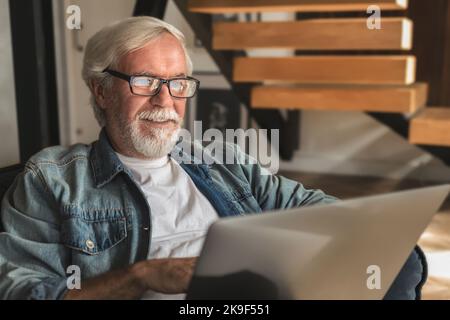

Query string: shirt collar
[89,128,131,188]
[89,128,203,188]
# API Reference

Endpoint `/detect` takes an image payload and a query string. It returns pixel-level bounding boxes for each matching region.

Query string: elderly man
[0,17,423,300]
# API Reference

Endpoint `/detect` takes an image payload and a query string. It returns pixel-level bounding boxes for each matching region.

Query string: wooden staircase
[410,108,450,147]
[174,0,450,163]
[251,83,427,113]
[213,17,412,50]
[188,0,410,13]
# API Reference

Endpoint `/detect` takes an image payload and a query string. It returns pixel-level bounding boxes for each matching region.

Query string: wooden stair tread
[189,0,408,13]
[214,18,412,50]
[411,108,450,122]
[234,56,416,85]
[251,83,427,113]
[409,108,450,147]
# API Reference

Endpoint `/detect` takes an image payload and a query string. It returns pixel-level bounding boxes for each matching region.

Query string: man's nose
[151,82,173,107]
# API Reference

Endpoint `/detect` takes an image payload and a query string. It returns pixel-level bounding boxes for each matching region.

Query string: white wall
[54,0,135,145]
[0,0,20,167]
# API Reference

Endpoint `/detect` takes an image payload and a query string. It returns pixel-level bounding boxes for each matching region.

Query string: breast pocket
[61,207,128,256]
[230,184,262,214]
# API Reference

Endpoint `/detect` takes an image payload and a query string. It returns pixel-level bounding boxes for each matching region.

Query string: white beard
[129,121,180,159]
[108,90,183,159]
[111,105,182,159]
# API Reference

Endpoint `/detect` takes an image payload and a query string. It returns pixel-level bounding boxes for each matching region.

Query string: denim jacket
[0,129,423,299]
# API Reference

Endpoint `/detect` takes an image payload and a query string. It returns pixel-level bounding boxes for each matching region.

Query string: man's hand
[64,257,197,300]
[133,257,197,294]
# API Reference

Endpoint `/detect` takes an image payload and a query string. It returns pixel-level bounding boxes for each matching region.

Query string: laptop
[187,184,450,300]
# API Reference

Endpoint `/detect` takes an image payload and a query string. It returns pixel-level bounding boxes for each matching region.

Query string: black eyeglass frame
[103,68,200,98]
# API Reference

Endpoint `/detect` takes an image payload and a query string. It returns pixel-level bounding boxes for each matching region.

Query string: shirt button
[86,239,95,250]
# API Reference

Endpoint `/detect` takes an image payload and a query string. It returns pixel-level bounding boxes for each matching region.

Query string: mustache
[137,109,181,123]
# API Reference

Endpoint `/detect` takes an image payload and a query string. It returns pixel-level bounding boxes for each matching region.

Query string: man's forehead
[125,64,187,79]
[118,38,187,77]
[134,70,186,78]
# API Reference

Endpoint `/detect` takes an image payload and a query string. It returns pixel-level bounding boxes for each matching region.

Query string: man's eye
[133,77,158,89]
[171,80,186,92]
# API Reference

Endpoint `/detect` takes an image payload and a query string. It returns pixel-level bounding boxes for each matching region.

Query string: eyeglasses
[103,68,200,98]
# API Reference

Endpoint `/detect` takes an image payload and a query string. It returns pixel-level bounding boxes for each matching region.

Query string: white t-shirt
[115,153,219,299]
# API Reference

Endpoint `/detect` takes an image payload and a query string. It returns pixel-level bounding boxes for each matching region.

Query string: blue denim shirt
[0,129,423,299]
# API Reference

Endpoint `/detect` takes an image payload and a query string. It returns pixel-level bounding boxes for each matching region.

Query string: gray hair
[82,16,193,126]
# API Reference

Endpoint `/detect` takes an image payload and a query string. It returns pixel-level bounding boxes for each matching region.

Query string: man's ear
[90,80,108,110]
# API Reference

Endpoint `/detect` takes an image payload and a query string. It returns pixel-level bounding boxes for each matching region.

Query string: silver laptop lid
[188,184,449,299]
